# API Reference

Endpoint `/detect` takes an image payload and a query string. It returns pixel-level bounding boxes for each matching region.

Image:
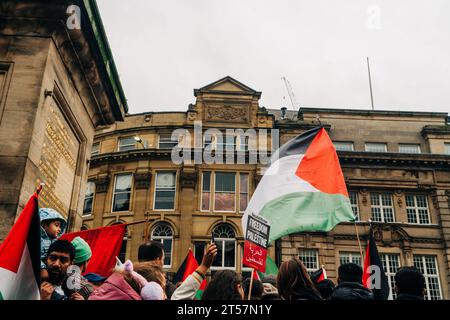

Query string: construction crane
[281,76,300,111]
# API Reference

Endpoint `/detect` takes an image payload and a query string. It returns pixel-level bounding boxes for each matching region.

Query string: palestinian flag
[0,192,41,300]
[363,225,390,300]
[311,266,328,283]
[173,248,206,300]
[243,127,355,242]
[257,256,278,279]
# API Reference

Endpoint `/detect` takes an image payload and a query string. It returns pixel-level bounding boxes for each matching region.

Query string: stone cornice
[338,151,450,169]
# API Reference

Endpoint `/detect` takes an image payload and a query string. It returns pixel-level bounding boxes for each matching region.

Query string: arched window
[212,223,236,270]
[151,222,173,267]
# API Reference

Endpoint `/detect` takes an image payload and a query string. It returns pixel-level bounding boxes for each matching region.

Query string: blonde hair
[133,262,166,289]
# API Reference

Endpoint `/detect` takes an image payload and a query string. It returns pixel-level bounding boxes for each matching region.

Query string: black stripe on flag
[27,197,41,287]
[272,126,322,162]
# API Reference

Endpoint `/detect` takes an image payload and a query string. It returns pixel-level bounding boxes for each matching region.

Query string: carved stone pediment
[372,224,411,248]
[205,104,249,123]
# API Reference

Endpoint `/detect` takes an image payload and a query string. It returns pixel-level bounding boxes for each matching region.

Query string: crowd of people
[38,207,428,301]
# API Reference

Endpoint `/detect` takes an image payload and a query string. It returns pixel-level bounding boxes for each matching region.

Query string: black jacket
[396,293,424,300]
[330,282,374,300]
[291,287,323,300]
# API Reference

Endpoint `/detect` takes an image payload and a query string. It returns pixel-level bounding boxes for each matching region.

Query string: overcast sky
[96,0,450,114]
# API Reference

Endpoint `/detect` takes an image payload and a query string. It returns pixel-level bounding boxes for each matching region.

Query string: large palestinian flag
[243,127,355,242]
[0,192,41,300]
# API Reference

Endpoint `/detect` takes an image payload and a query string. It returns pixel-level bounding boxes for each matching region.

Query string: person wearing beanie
[63,237,94,300]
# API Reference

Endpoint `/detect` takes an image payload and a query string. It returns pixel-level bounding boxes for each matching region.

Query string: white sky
[97,0,450,114]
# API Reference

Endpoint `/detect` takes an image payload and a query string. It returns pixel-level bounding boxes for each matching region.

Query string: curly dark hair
[201,270,243,300]
[277,257,322,300]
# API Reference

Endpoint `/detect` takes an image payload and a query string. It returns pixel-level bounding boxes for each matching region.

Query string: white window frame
[349,191,360,221]
[238,135,249,152]
[91,142,100,156]
[216,135,236,152]
[151,223,174,268]
[118,136,136,152]
[211,224,237,271]
[339,252,362,266]
[82,180,95,217]
[334,141,354,151]
[213,172,237,213]
[111,173,133,213]
[153,171,177,211]
[158,133,179,150]
[365,142,387,152]
[413,255,443,300]
[399,144,421,154]
[298,249,319,273]
[381,253,401,300]
[444,143,450,155]
[200,171,212,212]
[406,194,431,225]
[239,172,249,213]
[370,193,396,223]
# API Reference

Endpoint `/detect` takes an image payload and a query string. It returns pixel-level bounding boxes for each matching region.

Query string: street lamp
[134,136,145,149]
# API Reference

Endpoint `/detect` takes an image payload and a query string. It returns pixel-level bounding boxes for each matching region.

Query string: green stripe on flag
[260,192,355,242]
[258,256,279,279]
[0,291,4,300]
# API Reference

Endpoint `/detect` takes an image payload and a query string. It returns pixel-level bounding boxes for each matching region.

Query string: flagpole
[248,268,255,300]
[354,221,364,261]
[36,182,45,195]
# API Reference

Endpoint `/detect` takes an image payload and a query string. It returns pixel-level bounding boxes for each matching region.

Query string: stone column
[178,167,197,266]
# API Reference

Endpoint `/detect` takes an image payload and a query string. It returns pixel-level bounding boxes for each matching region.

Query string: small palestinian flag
[257,256,278,279]
[0,192,41,300]
[311,266,328,283]
[173,248,206,300]
[363,225,390,300]
[243,127,355,242]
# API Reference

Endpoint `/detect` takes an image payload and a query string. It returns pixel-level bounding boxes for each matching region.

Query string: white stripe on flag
[0,245,40,300]
[242,154,319,235]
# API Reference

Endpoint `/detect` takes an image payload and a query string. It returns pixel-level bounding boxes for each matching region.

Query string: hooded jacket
[330,282,374,300]
[88,273,142,300]
[39,208,67,268]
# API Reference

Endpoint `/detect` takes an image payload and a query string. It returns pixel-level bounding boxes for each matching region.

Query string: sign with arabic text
[243,214,270,272]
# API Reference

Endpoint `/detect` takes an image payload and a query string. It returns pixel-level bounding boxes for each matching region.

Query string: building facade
[83,76,450,299]
[0,0,127,240]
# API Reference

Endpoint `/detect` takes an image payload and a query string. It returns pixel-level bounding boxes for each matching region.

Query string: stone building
[83,76,450,299]
[0,0,127,240]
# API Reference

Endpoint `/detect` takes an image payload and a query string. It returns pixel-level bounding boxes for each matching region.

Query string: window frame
[91,142,100,156]
[334,141,354,151]
[151,223,174,268]
[200,171,212,212]
[381,253,401,300]
[413,255,443,300]
[153,171,177,211]
[213,172,237,213]
[211,224,237,271]
[349,191,360,221]
[339,252,362,266]
[444,142,450,155]
[118,136,137,152]
[365,142,387,152]
[239,172,249,213]
[111,173,133,213]
[298,249,319,273]
[398,144,421,154]
[370,192,396,223]
[82,180,96,216]
[158,133,179,150]
[405,194,431,225]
